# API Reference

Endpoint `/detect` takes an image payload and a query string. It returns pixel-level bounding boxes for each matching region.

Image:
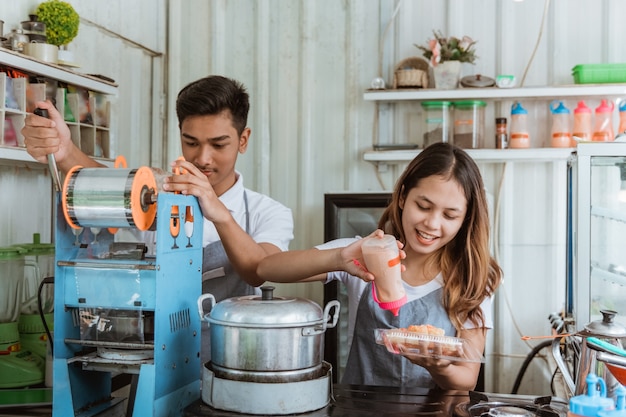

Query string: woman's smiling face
[400,174,468,257]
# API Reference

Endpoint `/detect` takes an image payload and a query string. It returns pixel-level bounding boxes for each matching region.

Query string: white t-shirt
[202,172,293,250]
[117,171,293,253]
[316,237,494,349]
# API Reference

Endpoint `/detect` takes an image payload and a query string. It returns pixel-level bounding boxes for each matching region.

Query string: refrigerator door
[323,193,391,382]
[568,142,626,329]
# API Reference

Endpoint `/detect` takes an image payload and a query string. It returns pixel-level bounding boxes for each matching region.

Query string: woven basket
[393,57,429,89]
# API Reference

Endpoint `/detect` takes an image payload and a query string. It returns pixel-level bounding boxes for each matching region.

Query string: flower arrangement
[35,0,80,47]
[415,30,477,67]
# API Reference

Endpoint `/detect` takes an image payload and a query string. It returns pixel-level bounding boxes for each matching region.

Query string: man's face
[180,110,250,196]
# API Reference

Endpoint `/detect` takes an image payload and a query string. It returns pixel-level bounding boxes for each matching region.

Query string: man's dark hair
[176,75,250,135]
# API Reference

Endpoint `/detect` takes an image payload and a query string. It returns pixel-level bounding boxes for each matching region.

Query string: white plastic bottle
[572,101,592,145]
[550,101,572,148]
[509,102,530,148]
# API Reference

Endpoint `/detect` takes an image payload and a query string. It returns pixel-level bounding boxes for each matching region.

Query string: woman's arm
[257,230,389,283]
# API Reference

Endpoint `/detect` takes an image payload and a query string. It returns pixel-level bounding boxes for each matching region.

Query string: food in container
[452,100,486,149]
[374,328,485,363]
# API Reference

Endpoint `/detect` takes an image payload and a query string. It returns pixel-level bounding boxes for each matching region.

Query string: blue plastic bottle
[598,385,626,417]
[568,373,615,417]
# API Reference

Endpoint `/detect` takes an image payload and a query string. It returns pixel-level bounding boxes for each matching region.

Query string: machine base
[202,362,332,415]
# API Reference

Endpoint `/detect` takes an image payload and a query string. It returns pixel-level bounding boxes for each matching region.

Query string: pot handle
[302,300,341,336]
[322,300,341,330]
[197,293,216,323]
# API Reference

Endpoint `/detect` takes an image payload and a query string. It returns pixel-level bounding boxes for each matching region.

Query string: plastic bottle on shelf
[618,100,626,137]
[550,101,572,148]
[592,99,615,142]
[509,102,530,148]
[573,100,592,146]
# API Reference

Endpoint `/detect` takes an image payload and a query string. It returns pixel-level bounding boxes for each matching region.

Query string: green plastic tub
[572,64,626,84]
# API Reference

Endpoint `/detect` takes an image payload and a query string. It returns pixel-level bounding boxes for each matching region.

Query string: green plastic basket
[572,64,626,84]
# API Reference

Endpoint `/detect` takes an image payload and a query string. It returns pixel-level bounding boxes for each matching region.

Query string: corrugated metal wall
[2,0,626,395]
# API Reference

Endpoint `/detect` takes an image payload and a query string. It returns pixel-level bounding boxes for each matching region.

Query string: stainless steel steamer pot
[197,286,340,382]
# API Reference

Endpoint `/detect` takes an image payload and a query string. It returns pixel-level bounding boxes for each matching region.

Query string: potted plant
[415,30,477,89]
[34,0,79,48]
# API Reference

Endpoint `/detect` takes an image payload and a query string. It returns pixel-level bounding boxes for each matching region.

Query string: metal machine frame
[53,192,203,417]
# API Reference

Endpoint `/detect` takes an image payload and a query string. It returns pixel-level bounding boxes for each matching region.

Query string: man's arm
[22,100,104,173]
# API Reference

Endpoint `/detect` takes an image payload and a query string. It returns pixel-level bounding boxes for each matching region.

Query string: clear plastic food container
[452,100,486,149]
[374,328,485,363]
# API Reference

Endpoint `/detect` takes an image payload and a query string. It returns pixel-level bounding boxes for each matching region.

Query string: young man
[22,75,294,363]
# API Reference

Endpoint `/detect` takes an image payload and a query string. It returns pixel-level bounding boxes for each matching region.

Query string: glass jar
[452,100,486,149]
[421,101,452,147]
[495,117,508,149]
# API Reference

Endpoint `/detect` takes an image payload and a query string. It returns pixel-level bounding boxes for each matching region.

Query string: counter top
[184,385,471,417]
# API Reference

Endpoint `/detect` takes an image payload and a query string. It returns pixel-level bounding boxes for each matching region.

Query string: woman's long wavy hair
[378,142,502,330]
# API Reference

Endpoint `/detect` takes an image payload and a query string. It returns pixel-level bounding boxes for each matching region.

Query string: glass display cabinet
[567,142,626,329]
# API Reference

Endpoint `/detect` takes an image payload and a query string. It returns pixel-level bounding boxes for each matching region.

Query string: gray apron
[200,191,255,364]
[342,282,455,388]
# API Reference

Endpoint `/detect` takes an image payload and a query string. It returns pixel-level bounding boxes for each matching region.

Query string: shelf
[592,265,626,288]
[0,48,117,95]
[0,146,113,167]
[363,147,575,163]
[364,84,626,102]
[592,206,626,224]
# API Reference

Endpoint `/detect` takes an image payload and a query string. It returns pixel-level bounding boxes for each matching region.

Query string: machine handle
[587,336,626,357]
[34,107,62,193]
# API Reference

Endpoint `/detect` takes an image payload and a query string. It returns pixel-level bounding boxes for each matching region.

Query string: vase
[432,60,461,90]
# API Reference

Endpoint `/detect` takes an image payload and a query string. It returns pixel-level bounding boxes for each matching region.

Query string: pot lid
[582,310,626,337]
[460,74,495,88]
[208,286,324,327]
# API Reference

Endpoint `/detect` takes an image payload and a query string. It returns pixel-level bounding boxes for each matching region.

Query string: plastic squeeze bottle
[509,102,530,148]
[598,385,626,417]
[568,373,615,417]
[550,101,572,148]
[361,234,407,316]
[592,99,615,142]
[573,100,593,146]
[618,101,626,137]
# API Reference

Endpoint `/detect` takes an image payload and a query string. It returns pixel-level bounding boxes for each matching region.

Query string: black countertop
[184,384,471,417]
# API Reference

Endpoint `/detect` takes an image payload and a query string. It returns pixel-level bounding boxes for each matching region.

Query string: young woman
[257,142,502,390]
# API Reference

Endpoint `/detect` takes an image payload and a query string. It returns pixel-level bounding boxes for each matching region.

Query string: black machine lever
[34,107,62,192]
